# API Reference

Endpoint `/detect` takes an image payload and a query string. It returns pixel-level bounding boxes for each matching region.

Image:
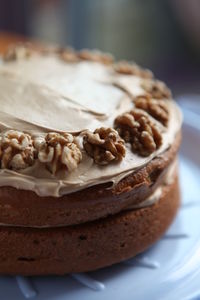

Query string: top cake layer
[0,45,182,197]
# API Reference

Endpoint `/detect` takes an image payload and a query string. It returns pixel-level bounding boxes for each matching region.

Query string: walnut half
[134,95,169,126]
[141,79,171,99]
[3,44,32,62]
[78,49,114,65]
[114,110,162,157]
[0,130,35,170]
[35,132,82,175]
[83,127,126,165]
[58,47,79,63]
[114,61,153,78]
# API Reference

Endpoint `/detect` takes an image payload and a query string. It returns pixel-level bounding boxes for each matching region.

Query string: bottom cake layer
[0,176,180,275]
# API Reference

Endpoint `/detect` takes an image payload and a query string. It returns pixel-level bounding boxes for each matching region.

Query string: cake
[0,44,182,275]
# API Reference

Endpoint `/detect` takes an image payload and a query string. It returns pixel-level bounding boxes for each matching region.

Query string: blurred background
[0,0,200,96]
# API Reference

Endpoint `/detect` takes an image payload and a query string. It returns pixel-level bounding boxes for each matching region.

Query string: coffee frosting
[0,52,182,197]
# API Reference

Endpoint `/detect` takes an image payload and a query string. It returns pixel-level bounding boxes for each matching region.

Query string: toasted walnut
[3,44,32,62]
[134,95,169,126]
[35,132,82,174]
[141,79,171,99]
[78,49,114,65]
[0,130,35,170]
[114,61,153,78]
[83,127,126,165]
[114,110,162,156]
[58,47,79,63]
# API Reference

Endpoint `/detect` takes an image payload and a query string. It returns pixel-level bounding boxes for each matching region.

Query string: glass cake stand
[1,96,200,300]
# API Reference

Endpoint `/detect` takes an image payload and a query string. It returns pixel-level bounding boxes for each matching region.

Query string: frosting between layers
[126,159,178,211]
[0,53,182,197]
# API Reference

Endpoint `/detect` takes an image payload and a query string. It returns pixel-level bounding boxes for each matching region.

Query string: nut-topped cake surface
[0,44,182,197]
[0,44,182,275]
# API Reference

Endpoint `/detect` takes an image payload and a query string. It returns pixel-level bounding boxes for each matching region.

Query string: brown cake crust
[0,175,180,275]
[0,132,181,227]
